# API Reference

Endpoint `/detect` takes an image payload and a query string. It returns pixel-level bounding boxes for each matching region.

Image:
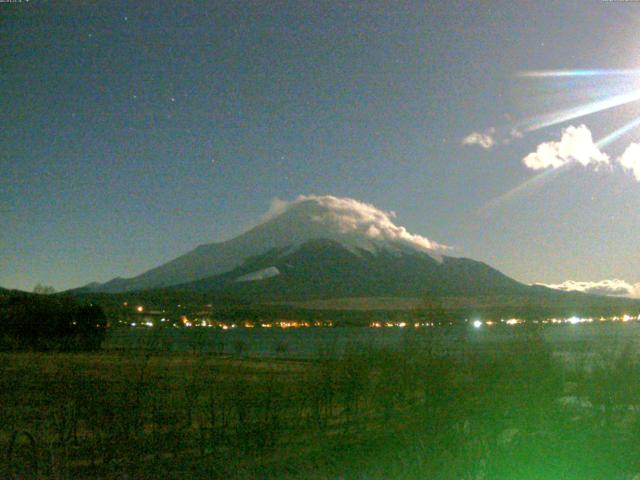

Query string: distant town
[118,302,640,330]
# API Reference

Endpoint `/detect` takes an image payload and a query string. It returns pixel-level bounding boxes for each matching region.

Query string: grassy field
[3,329,640,479]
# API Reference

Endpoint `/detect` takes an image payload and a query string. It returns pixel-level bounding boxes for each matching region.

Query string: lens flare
[521,90,640,132]
[479,163,574,214]
[518,69,640,78]
[480,69,640,213]
[597,115,640,148]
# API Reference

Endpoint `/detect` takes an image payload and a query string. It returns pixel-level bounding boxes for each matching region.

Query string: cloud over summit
[264,195,449,252]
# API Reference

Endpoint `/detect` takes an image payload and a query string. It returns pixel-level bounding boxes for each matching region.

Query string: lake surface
[104,321,640,360]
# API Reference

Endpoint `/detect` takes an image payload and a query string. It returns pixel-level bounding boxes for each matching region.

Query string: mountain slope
[176,238,529,301]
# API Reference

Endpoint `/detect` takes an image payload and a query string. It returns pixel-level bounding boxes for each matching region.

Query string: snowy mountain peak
[86,195,449,293]
[244,195,449,258]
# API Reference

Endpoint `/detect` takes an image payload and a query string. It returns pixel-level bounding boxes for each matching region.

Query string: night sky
[3,1,640,292]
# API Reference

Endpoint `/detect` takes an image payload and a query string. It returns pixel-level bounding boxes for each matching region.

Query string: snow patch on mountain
[235,266,280,282]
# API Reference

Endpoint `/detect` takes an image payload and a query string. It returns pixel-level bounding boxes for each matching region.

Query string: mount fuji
[83,195,534,300]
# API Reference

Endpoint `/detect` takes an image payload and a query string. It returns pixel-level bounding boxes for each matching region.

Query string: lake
[104,320,640,361]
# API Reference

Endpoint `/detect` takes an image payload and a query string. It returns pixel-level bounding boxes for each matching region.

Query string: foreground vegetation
[2,328,640,479]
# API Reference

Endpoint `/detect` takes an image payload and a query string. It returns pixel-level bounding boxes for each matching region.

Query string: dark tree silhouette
[0,294,107,351]
[33,283,56,295]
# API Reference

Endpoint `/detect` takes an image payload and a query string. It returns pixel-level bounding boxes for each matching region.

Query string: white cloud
[262,197,290,221]
[462,128,496,149]
[618,142,640,181]
[537,279,640,298]
[510,128,524,139]
[462,127,524,149]
[520,126,640,181]
[501,127,525,145]
[268,195,450,252]
[523,124,609,170]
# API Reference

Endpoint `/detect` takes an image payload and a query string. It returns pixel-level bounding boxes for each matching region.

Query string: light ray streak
[518,69,640,78]
[479,163,574,215]
[597,115,640,148]
[521,90,640,131]
[480,124,637,214]
[480,68,640,215]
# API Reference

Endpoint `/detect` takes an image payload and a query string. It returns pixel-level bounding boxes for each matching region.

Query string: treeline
[0,293,107,351]
[73,288,640,327]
